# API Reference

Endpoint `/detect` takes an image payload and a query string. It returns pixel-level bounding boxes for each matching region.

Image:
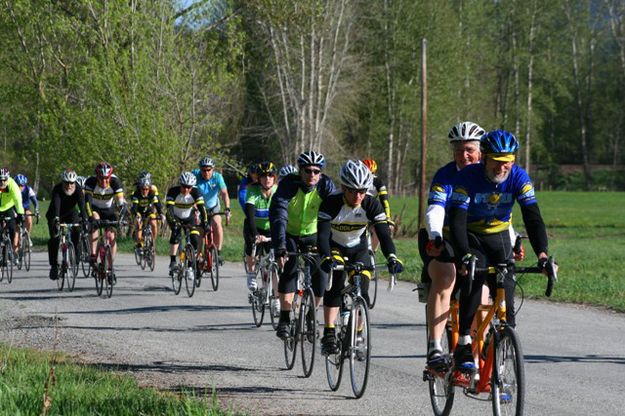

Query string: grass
[32,192,625,312]
[0,343,232,415]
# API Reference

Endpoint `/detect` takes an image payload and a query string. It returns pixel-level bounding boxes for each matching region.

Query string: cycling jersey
[366,176,392,220]
[165,186,207,222]
[450,163,537,234]
[84,175,124,215]
[192,169,227,209]
[269,173,336,251]
[20,185,39,212]
[0,178,24,215]
[46,183,87,221]
[131,188,162,216]
[245,183,276,232]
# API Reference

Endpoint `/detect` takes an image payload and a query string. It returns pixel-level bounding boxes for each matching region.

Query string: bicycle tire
[349,298,371,399]
[94,242,104,296]
[300,288,316,378]
[427,321,455,416]
[80,234,91,278]
[104,245,114,298]
[6,244,13,284]
[251,267,265,327]
[283,294,299,370]
[210,246,219,291]
[57,244,66,291]
[184,244,197,297]
[269,264,280,330]
[23,231,32,272]
[172,246,183,295]
[0,243,6,283]
[134,243,141,266]
[67,241,77,292]
[146,233,155,272]
[324,312,344,391]
[368,250,378,309]
[17,232,28,271]
[491,326,525,416]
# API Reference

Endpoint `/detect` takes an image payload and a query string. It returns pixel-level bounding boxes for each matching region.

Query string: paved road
[0,252,624,415]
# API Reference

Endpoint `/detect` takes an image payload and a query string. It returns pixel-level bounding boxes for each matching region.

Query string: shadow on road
[526,354,625,365]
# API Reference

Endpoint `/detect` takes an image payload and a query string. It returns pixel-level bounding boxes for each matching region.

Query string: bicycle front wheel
[349,298,371,399]
[67,241,77,292]
[17,232,28,271]
[300,288,316,378]
[368,250,378,309]
[492,326,525,416]
[268,264,280,330]
[6,244,13,284]
[210,246,219,291]
[324,313,344,391]
[283,295,299,370]
[251,268,265,328]
[94,243,104,296]
[184,245,196,297]
[57,244,66,291]
[104,245,114,298]
[80,235,91,278]
[427,323,455,416]
[145,234,155,272]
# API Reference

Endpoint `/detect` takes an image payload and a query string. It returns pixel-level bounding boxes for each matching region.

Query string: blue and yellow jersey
[450,163,537,234]
[428,161,458,210]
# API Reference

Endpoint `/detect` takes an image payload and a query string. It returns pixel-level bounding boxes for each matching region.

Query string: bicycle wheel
[251,268,265,327]
[209,246,219,291]
[57,244,66,291]
[325,313,344,391]
[23,231,32,272]
[300,288,316,378]
[349,298,371,399]
[427,323,455,416]
[184,245,196,297]
[104,245,114,298]
[134,242,142,266]
[368,250,378,309]
[17,232,27,271]
[269,264,280,330]
[491,326,525,416]
[67,241,77,292]
[6,243,13,284]
[283,294,299,370]
[94,244,104,296]
[145,234,155,272]
[172,248,183,295]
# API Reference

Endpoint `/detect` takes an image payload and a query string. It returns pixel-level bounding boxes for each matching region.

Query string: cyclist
[418,121,485,371]
[131,174,164,253]
[269,150,337,339]
[244,161,278,294]
[193,157,231,264]
[46,169,87,280]
[317,160,404,354]
[0,168,24,259]
[238,163,259,211]
[84,162,126,265]
[362,159,394,251]
[278,164,298,181]
[165,172,208,278]
[449,129,552,372]
[15,174,39,247]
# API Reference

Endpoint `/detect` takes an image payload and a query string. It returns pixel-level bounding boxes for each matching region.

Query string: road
[0,252,624,415]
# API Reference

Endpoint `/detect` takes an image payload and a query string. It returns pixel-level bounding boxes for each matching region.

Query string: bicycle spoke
[492,327,525,416]
[349,299,370,399]
[300,289,316,378]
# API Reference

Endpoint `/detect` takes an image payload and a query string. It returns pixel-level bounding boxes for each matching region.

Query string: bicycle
[56,223,81,291]
[77,222,91,278]
[422,256,557,416]
[248,238,280,329]
[92,219,126,298]
[169,222,199,297]
[324,260,392,399]
[134,216,158,272]
[0,216,14,284]
[197,212,227,291]
[282,247,318,378]
[16,212,38,271]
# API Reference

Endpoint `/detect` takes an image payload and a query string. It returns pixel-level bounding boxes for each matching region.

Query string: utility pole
[418,38,428,230]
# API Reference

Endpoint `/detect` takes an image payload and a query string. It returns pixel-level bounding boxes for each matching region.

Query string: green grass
[0,344,233,415]
[33,193,625,312]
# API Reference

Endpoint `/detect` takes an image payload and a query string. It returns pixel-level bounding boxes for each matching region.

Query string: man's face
[181,184,192,195]
[200,166,214,180]
[342,185,367,207]
[484,157,514,184]
[97,177,111,188]
[453,140,481,169]
[141,186,150,196]
[63,181,76,194]
[300,165,321,187]
[0,178,9,190]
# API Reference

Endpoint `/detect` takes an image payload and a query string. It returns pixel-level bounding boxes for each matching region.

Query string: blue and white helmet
[339,160,373,190]
[15,174,27,186]
[76,176,86,187]
[279,164,298,178]
[198,156,215,168]
[297,151,325,168]
[61,169,78,183]
[179,171,197,186]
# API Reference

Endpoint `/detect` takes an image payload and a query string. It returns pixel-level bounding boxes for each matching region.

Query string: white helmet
[448,121,485,143]
[279,164,297,178]
[297,151,325,168]
[179,171,197,186]
[198,156,215,168]
[61,169,78,183]
[76,176,86,187]
[339,160,373,190]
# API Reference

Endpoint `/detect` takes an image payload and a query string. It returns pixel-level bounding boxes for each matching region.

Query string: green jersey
[246,184,277,231]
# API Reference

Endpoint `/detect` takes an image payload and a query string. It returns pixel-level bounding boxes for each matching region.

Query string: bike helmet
[138,170,151,181]
[481,129,519,161]
[448,121,486,143]
[297,151,325,168]
[362,159,378,174]
[198,156,215,168]
[339,160,373,190]
[258,161,277,175]
[179,171,197,186]
[15,174,27,186]
[279,164,297,178]
[0,168,10,180]
[76,176,86,187]
[61,169,78,183]
[138,176,152,188]
[95,162,113,179]
[247,162,259,175]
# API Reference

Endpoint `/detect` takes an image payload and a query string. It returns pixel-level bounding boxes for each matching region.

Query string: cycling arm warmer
[520,203,548,256]
[425,204,446,240]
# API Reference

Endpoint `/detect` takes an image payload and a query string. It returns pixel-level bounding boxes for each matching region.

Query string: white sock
[458,335,472,346]
[428,339,442,353]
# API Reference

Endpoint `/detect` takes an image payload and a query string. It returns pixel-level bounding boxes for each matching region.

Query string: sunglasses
[303,168,321,175]
[261,173,276,178]
[63,181,76,185]
[181,185,193,189]
[0,179,8,182]
[201,168,213,172]
[346,187,367,195]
